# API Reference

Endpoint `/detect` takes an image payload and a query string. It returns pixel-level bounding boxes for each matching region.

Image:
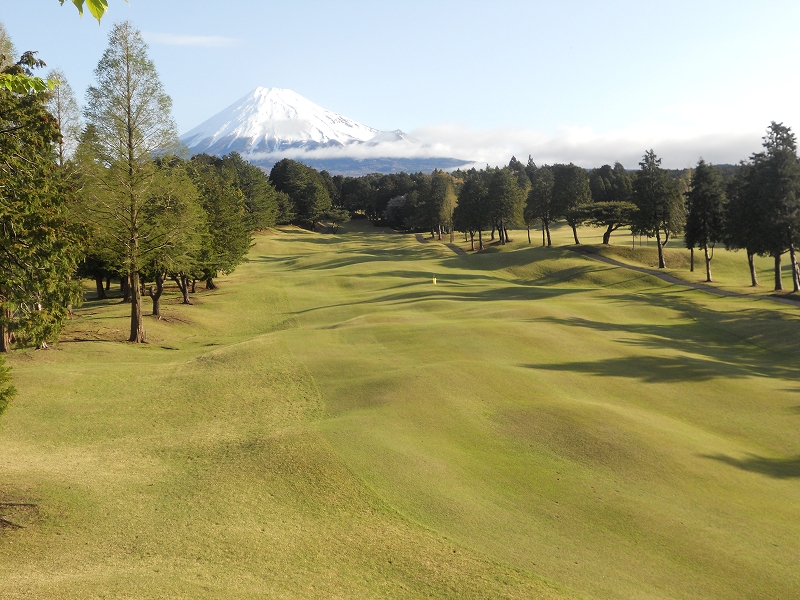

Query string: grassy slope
[2,220,800,598]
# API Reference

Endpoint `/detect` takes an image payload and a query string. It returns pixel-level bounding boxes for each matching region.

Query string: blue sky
[5,0,800,168]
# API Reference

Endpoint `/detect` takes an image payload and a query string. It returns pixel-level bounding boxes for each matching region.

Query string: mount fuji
[179,87,470,175]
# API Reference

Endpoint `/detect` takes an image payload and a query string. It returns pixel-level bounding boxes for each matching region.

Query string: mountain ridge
[180,87,470,175]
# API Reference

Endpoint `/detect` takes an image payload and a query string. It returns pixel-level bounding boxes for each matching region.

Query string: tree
[221,152,279,231]
[188,154,250,291]
[82,21,179,342]
[453,170,489,250]
[0,21,16,70]
[631,150,685,268]
[269,158,332,226]
[571,201,637,245]
[1,55,84,352]
[552,163,591,244]
[487,168,524,244]
[684,160,726,282]
[45,68,81,166]
[752,122,800,292]
[526,166,556,246]
[323,207,350,233]
[724,164,762,286]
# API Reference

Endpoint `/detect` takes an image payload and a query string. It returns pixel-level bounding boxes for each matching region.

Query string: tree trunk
[105,277,111,291]
[0,309,11,352]
[148,272,164,317]
[655,229,666,268]
[690,247,694,272]
[774,253,783,291]
[121,276,131,303]
[789,235,800,293]
[191,279,197,294]
[206,277,217,290]
[173,274,192,305]
[503,224,511,243]
[747,251,758,287]
[704,244,712,282]
[478,229,483,250]
[603,225,614,245]
[527,225,531,244]
[544,220,552,247]
[128,270,144,343]
[490,225,495,240]
[571,224,580,245]
[95,276,107,299]
[470,231,475,251]
[542,223,546,246]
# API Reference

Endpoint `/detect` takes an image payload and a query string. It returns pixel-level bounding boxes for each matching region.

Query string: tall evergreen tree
[453,170,489,250]
[631,150,685,268]
[526,166,556,246]
[1,54,84,351]
[552,163,591,244]
[82,21,180,342]
[684,160,726,282]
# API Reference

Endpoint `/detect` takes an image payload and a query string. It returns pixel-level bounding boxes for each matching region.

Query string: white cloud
[143,33,241,48]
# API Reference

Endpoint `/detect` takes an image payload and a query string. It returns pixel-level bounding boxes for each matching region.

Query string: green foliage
[188,155,251,279]
[453,170,490,234]
[45,68,81,165]
[525,165,556,245]
[269,159,332,225]
[221,152,279,230]
[60,0,111,22]
[323,207,351,233]
[0,78,84,350]
[632,150,685,266]
[552,163,591,237]
[589,162,632,203]
[685,159,726,250]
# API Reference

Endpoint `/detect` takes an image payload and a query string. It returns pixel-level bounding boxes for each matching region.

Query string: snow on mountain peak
[180,87,397,156]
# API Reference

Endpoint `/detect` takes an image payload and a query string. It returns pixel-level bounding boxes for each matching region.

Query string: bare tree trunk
[790,240,800,293]
[95,276,107,299]
[774,253,783,291]
[571,224,580,245]
[105,277,111,291]
[527,225,531,244]
[121,277,131,303]
[503,224,511,243]
[0,309,11,352]
[490,225,495,240]
[704,244,712,282]
[690,247,694,272]
[544,220,552,247]
[128,270,144,343]
[205,277,216,290]
[747,251,758,287]
[603,225,614,245]
[470,231,475,251]
[173,274,192,305]
[148,272,164,317]
[191,279,197,294]
[655,229,666,268]
[542,223,546,246]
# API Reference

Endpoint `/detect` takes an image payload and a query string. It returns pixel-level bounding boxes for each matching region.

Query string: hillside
[1,223,799,599]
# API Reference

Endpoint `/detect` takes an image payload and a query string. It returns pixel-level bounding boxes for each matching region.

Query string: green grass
[1,219,799,598]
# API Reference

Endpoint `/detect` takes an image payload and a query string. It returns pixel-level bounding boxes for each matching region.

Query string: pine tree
[684,160,726,282]
[632,150,685,268]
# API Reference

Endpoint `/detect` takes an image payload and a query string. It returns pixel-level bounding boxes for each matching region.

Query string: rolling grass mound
[1,223,799,599]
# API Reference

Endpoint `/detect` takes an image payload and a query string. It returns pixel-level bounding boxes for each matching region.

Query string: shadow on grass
[701,454,800,479]
[522,354,739,383]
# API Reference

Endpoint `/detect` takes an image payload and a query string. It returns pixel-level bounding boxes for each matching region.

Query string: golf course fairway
[1,221,799,599]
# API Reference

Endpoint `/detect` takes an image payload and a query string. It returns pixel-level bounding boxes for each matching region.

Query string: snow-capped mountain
[179,87,469,175]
